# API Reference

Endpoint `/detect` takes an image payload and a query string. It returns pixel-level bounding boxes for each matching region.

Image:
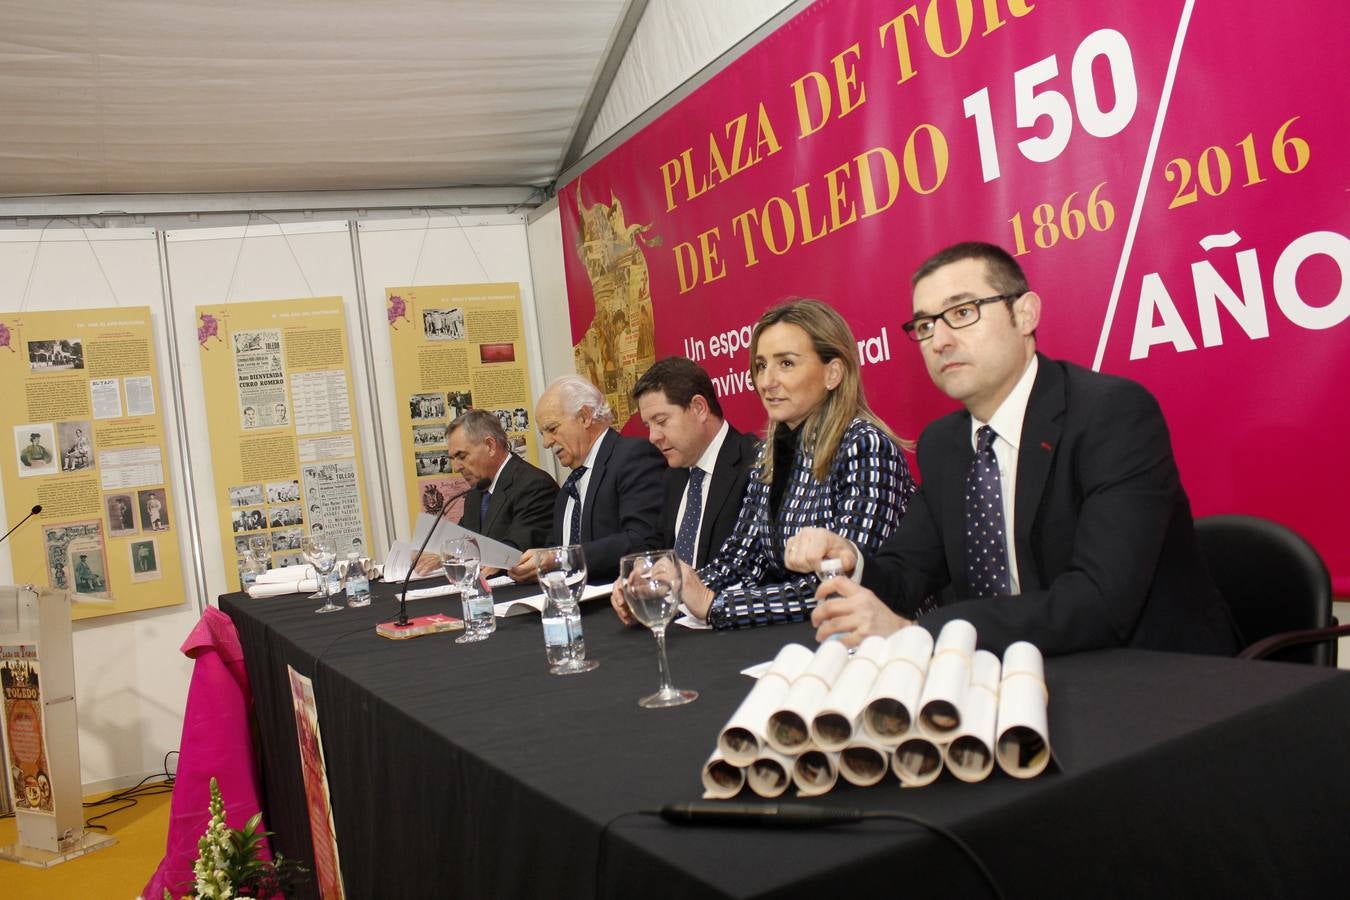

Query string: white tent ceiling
[0,0,634,197]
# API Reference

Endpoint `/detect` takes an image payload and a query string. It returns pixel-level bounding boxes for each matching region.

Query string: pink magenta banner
[559,0,1348,591]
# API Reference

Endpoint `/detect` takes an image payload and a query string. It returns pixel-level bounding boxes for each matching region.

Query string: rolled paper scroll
[996,641,1052,779]
[701,748,745,799]
[892,734,945,787]
[746,747,796,799]
[766,640,850,755]
[792,748,840,797]
[838,737,891,787]
[944,650,1001,783]
[717,643,814,765]
[810,635,888,750]
[917,619,976,741]
[861,625,935,744]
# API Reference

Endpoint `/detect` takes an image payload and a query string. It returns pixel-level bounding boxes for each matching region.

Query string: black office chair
[1196,514,1349,666]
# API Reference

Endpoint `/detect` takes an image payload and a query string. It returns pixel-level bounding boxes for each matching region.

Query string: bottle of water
[345,553,371,607]
[540,571,584,667]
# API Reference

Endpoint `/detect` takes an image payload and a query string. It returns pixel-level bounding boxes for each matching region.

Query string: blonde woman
[680,299,915,629]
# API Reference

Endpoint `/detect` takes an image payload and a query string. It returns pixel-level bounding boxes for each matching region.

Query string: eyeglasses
[901,293,1022,342]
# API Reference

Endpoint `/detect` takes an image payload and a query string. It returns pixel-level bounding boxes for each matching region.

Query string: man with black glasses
[787,241,1238,656]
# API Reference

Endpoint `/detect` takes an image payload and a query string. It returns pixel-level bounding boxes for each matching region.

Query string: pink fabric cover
[143,606,272,899]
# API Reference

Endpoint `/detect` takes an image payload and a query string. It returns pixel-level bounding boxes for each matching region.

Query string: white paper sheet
[792,749,839,797]
[945,649,1001,783]
[491,581,614,617]
[766,641,849,754]
[718,644,814,765]
[996,641,1052,779]
[861,626,935,744]
[701,748,744,800]
[810,635,887,750]
[917,619,976,741]
[839,737,891,787]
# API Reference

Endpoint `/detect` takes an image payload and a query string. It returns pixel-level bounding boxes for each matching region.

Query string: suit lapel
[941,413,975,595]
[482,456,515,533]
[1014,355,1064,588]
[581,429,616,539]
[698,429,748,553]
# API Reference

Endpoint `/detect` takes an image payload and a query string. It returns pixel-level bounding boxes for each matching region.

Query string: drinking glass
[536,544,597,674]
[442,537,492,643]
[301,534,341,613]
[620,550,697,708]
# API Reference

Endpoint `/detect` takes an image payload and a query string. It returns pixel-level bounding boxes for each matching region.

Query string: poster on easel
[0,307,186,618]
[196,297,373,591]
[383,283,540,530]
[1,644,53,816]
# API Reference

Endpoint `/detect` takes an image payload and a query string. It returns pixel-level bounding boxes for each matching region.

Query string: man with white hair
[510,375,665,582]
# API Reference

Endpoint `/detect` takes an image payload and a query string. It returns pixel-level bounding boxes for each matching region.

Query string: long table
[221,582,1350,898]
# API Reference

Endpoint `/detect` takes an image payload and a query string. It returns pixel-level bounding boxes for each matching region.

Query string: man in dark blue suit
[791,242,1238,656]
[611,357,758,624]
[509,375,665,582]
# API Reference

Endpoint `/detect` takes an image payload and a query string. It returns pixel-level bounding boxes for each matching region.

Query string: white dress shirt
[562,430,607,545]
[673,420,730,564]
[969,355,1038,594]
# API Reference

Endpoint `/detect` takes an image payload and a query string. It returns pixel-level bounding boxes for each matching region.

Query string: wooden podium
[0,585,116,867]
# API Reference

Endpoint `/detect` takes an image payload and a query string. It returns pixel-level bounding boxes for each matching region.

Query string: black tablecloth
[221,582,1350,899]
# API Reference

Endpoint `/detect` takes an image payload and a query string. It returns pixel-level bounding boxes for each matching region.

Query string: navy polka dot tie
[563,466,587,544]
[674,467,705,565]
[965,425,1010,598]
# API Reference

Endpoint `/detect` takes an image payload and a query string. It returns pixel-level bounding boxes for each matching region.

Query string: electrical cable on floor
[81,749,179,831]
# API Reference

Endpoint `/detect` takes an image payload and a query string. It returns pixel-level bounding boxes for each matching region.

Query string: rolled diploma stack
[717,643,814,765]
[944,650,1001,783]
[701,748,744,799]
[996,641,1052,778]
[766,640,850,755]
[916,619,977,741]
[862,625,935,744]
[810,635,888,750]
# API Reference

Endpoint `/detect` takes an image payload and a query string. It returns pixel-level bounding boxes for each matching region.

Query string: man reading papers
[788,242,1239,656]
[413,409,557,576]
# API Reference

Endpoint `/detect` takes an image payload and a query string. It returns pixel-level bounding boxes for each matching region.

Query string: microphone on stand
[0,504,43,544]
[395,479,489,627]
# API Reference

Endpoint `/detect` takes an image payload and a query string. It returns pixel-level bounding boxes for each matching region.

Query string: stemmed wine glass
[442,536,491,643]
[620,550,698,708]
[301,534,341,613]
[536,545,597,674]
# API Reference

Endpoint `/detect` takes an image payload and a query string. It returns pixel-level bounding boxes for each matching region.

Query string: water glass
[620,550,697,708]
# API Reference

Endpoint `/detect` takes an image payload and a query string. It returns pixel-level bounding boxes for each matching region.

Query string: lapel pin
[1040,441,1052,452]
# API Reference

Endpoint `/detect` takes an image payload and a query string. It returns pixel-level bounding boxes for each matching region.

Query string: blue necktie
[675,467,705,565]
[479,490,491,525]
[965,426,1010,598]
[563,466,587,544]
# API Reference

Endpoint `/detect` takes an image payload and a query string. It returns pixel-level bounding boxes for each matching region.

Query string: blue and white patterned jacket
[702,417,915,629]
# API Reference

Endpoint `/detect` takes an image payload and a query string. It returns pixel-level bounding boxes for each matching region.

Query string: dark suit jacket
[457,454,559,551]
[551,428,666,581]
[863,355,1239,656]
[651,424,759,568]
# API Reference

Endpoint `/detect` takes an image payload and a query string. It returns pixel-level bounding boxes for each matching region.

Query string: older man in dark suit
[791,242,1238,657]
[449,410,558,550]
[509,375,665,582]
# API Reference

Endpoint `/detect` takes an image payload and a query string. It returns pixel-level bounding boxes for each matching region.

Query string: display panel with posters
[0,307,186,618]
[196,297,373,590]
[383,283,541,530]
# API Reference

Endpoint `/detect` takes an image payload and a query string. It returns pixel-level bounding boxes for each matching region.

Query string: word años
[1164,117,1310,210]
[1130,229,1348,360]
[1009,182,1115,256]
[673,132,948,293]
[658,103,782,213]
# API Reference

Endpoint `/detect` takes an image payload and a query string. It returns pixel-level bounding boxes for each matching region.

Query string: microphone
[0,504,42,545]
[659,802,864,828]
[394,478,489,627]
